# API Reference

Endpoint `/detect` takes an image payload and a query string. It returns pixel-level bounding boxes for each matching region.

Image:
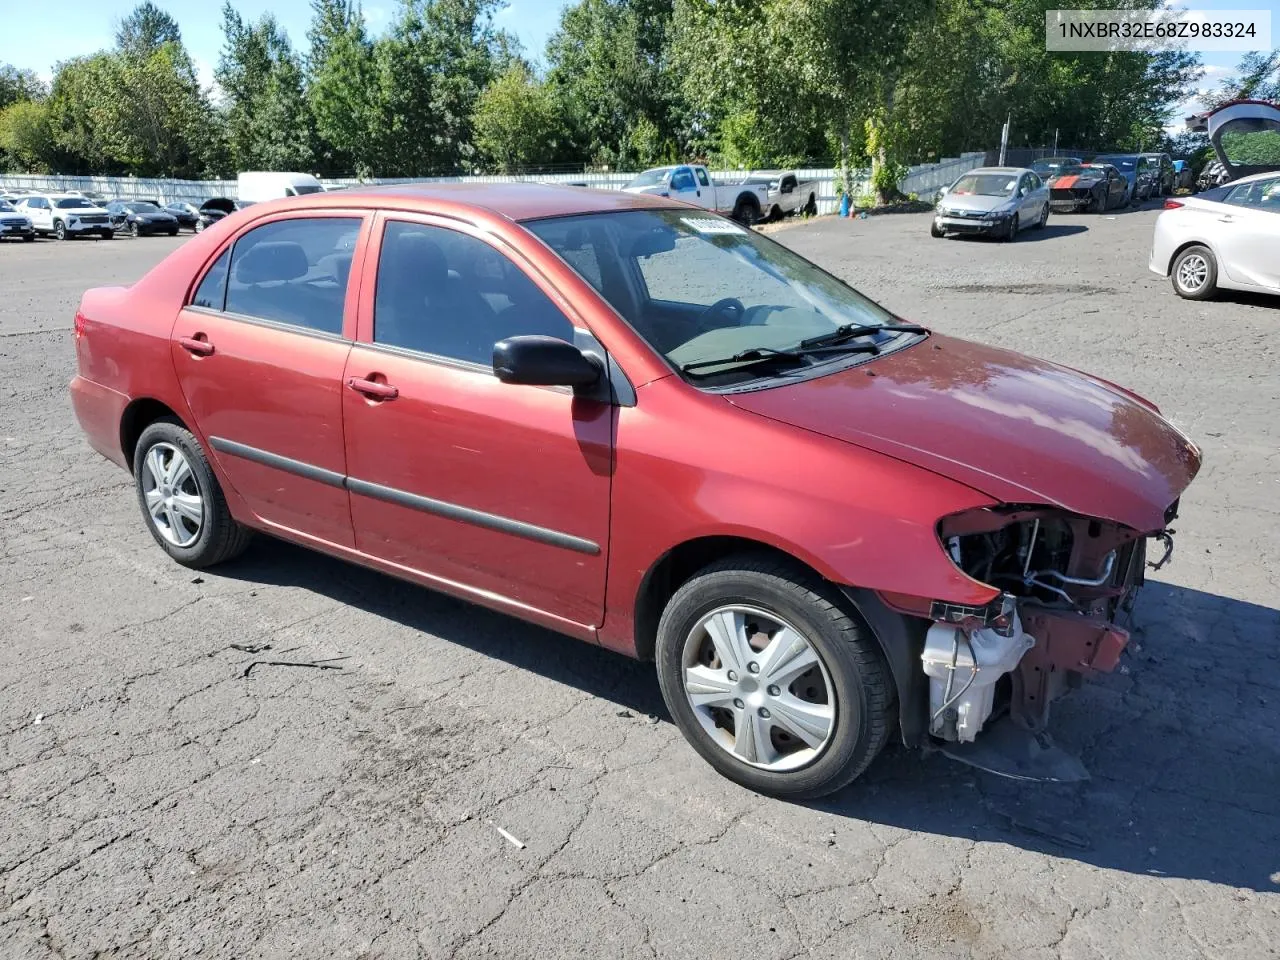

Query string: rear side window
[223,217,360,335]
[696,168,711,187]
[192,250,230,310]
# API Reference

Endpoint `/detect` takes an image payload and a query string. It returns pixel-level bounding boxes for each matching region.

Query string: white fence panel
[0,152,985,216]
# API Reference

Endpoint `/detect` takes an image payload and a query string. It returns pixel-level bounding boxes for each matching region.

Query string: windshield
[1032,158,1076,175]
[525,209,908,380]
[624,169,671,189]
[948,173,1018,197]
[123,202,159,213]
[293,184,324,195]
[54,198,96,209]
[0,200,14,212]
[1096,156,1135,171]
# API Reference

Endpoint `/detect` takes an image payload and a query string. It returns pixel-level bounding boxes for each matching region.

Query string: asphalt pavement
[1,205,1277,959]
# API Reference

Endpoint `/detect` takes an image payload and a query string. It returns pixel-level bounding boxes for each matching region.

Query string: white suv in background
[15,194,114,240]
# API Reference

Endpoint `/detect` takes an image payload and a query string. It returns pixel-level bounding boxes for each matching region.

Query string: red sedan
[70,184,1200,797]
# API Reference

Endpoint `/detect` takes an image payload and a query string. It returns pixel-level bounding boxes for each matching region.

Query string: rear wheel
[655,555,894,799]
[803,194,817,216]
[1171,245,1217,300]
[731,198,759,227]
[132,419,252,568]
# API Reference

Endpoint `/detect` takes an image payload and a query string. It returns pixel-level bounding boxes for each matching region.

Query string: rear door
[1215,176,1280,290]
[340,214,613,627]
[172,213,368,546]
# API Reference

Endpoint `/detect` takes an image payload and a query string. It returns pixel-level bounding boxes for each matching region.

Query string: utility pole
[998,114,1010,166]
[1053,128,1059,155]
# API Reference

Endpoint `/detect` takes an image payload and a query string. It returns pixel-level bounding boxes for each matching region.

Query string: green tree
[47,54,122,173]
[473,61,564,171]
[366,0,514,176]
[217,2,316,171]
[546,0,679,168]
[0,65,45,110]
[0,99,54,171]
[307,0,377,175]
[115,2,183,59]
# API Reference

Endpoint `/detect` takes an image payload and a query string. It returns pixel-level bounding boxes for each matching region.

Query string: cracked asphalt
[2,205,1278,959]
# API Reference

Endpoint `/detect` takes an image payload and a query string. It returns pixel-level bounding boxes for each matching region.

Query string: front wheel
[655,556,894,799]
[1090,189,1106,214]
[53,220,66,241]
[1171,244,1218,300]
[1001,214,1019,241]
[194,220,205,233]
[22,234,34,243]
[129,221,140,238]
[1036,203,1049,229]
[133,419,252,568]
[930,220,945,238]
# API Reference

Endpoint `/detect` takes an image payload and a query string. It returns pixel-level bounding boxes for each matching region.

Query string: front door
[171,214,366,546]
[1216,175,1280,290]
[23,197,51,232]
[692,167,716,210]
[341,216,613,627]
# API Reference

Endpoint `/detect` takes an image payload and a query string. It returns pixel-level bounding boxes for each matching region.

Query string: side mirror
[493,335,602,389]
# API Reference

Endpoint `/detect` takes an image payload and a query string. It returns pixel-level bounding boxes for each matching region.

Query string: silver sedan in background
[1150,171,1280,300]
[931,167,1050,241]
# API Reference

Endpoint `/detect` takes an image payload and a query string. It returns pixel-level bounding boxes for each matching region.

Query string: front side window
[526,210,908,381]
[223,217,359,334]
[1225,177,1280,211]
[373,221,574,366]
[670,168,696,191]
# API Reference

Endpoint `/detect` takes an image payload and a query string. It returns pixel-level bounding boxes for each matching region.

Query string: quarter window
[373,221,574,366]
[696,168,711,187]
[192,249,230,310]
[223,217,359,335]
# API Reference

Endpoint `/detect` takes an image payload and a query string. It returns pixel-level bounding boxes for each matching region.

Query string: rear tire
[1171,245,1218,301]
[731,198,759,227]
[132,418,253,569]
[803,194,817,216]
[655,555,894,799]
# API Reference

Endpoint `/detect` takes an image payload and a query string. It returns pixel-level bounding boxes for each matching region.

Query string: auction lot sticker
[681,218,747,235]
[1046,9,1272,52]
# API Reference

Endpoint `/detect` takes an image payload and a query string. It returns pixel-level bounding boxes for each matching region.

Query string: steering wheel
[695,297,746,333]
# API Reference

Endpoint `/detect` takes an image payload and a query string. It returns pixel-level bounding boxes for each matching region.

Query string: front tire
[53,220,66,241]
[1002,214,1019,242]
[930,221,945,238]
[1036,203,1049,229]
[1171,245,1218,300]
[129,221,140,238]
[132,418,252,568]
[655,555,894,799]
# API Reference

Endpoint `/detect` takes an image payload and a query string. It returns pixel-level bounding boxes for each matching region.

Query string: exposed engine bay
[920,504,1176,756]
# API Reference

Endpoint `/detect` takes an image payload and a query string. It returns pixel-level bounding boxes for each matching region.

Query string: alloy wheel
[681,604,835,771]
[1176,254,1209,293]
[140,442,204,547]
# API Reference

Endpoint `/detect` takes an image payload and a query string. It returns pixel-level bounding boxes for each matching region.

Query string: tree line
[0,0,1246,190]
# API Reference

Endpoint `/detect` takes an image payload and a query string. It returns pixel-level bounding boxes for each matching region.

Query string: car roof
[259,181,683,222]
[1220,169,1280,186]
[964,167,1034,175]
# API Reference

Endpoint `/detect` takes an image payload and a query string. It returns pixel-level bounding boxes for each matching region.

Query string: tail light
[1163,199,1184,209]
[73,310,86,341]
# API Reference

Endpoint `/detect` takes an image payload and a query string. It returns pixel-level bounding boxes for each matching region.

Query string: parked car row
[0,191,248,242]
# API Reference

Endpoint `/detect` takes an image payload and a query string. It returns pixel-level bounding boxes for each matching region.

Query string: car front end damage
[876,502,1181,780]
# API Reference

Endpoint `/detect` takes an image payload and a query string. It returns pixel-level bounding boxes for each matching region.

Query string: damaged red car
[69,184,1200,797]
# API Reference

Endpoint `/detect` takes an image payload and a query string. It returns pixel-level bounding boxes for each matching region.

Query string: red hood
[727,334,1200,531]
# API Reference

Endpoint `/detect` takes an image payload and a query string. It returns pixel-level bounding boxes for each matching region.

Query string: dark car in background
[1030,156,1084,178]
[107,200,180,237]
[164,202,214,233]
[1047,162,1128,212]
[1092,154,1156,203]
[1140,153,1176,196]
[197,197,246,224]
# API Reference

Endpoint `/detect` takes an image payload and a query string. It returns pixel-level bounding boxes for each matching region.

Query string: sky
[1,0,1276,133]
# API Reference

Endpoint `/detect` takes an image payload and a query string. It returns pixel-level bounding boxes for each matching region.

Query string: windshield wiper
[680,340,884,375]
[799,323,927,350]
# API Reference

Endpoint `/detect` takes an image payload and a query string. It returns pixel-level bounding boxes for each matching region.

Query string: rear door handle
[178,334,214,356]
[1217,216,1234,223]
[347,377,399,401]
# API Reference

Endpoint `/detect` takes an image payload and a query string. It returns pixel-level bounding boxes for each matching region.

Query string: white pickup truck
[621,165,771,224]
[753,172,820,220]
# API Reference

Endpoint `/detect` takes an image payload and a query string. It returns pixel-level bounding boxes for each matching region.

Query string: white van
[236,172,325,204]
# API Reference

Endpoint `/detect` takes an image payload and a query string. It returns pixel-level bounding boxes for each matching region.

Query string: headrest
[235,241,309,285]
[386,231,448,284]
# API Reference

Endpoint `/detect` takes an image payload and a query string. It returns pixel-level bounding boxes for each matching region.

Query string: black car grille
[1,217,26,226]
[1050,188,1092,200]
[79,215,108,224]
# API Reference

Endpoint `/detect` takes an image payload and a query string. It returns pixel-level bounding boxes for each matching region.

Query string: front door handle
[1217,216,1234,223]
[347,377,399,401]
[178,334,214,356]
